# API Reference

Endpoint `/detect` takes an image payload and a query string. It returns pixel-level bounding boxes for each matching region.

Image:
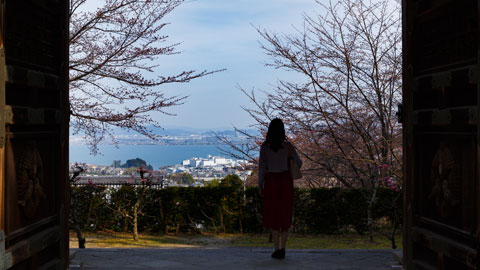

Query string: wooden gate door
[403,0,480,269]
[0,0,69,269]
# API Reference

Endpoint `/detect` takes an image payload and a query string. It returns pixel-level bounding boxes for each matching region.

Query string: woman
[258,118,302,259]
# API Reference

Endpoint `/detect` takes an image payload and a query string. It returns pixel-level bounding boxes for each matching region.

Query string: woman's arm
[258,144,267,190]
[289,142,303,168]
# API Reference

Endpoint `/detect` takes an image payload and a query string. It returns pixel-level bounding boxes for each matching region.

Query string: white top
[258,141,302,188]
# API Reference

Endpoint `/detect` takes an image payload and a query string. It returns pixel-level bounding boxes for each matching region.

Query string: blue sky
[151,0,319,129]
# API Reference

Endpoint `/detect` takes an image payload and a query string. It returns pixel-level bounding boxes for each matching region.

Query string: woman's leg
[280,230,288,249]
[271,229,280,250]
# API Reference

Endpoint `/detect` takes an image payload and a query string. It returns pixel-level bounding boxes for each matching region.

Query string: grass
[70,231,402,249]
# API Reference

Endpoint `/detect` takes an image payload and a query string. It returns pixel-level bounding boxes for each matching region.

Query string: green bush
[70,185,113,231]
[308,188,342,233]
[70,185,401,235]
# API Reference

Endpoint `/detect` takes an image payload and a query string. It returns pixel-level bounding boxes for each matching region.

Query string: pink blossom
[87,179,97,187]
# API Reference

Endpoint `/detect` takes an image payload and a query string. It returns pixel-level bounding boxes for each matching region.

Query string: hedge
[70,185,401,234]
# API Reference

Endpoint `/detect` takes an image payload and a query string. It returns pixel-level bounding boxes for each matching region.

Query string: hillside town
[71,155,253,188]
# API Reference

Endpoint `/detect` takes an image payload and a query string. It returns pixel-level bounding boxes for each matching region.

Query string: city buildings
[70,155,252,188]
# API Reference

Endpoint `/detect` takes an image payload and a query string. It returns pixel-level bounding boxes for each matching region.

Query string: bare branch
[70,0,222,152]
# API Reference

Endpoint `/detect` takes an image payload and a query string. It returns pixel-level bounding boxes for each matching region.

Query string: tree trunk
[367,187,378,243]
[86,198,94,230]
[220,209,225,233]
[390,220,397,249]
[239,211,243,234]
[75,225,86,249]
[133,200,139,241]
[124,215,129,232]
[389,193,401,249]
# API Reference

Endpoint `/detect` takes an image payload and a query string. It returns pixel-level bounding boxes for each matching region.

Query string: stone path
[70,248,404,269]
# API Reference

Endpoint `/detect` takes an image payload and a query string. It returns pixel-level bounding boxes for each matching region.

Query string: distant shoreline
[69,142,235,146]
[69,144,251,169]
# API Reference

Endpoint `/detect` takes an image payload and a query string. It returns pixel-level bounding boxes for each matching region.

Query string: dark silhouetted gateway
[0,0,69,269]
[403,0,479,269]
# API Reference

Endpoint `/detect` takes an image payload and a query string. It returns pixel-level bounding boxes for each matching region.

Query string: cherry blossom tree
[221,0,402,246]
[69,0,220,153]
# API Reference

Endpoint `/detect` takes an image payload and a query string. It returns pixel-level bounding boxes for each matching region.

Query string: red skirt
[262,171,294,230]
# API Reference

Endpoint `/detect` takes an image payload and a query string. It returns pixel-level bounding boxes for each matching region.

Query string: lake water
[69,144,233,169]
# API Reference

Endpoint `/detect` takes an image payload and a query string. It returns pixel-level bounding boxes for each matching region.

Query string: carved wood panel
[415,134,476,232]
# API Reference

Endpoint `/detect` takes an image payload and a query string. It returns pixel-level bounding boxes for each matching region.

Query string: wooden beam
[4,226,60,268]
[5,215,56,243]
[413,227,477,268]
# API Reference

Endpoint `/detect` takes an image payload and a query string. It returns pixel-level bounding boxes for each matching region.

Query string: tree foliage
[69,0,220,152]
[168,172,194,185]
[70,184,401,246]
[120,158,153,170]
[220,174,243,188]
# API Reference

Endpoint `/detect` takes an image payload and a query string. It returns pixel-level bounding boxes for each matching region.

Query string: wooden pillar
[0,0,70,269]
[403,0,479,269]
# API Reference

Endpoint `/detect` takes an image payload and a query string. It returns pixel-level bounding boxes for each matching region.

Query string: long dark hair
[265,118,286,152]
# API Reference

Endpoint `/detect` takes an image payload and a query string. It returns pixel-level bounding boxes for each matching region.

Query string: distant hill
[71,125,259,137]
[69,126,261,145]
[202,129,260,137]
[157,129,196,136]
[202,130,237,137]
[120,158,153,170]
